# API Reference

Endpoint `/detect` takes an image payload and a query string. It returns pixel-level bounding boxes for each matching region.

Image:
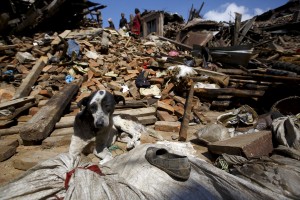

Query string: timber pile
[0,0,299,186]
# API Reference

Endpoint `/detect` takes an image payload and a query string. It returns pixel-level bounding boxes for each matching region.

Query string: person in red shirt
[131,8,141,37]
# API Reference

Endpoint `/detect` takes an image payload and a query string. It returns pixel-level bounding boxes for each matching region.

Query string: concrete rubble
[0,0,300,198]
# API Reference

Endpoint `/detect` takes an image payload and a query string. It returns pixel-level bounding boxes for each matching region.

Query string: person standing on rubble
[119,13,129,30]
[131,8,142,37]
[108,18,115,29]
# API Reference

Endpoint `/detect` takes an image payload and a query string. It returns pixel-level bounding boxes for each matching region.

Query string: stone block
[51,127,74,137]
[137,115,157,125]
[208,131,273,158]
[114,107,156,118]
[13,151,61,170]
[42,135,71,149]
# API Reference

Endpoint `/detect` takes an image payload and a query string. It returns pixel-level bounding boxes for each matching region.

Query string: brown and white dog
[69,90,146,164]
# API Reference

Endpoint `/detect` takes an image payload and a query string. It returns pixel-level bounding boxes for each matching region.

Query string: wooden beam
[194,88,265,98]
[19,80,81,142]
[0,45,18,51]
[0,96,35,110]
[179,82,194,141]
[13,57,47,99]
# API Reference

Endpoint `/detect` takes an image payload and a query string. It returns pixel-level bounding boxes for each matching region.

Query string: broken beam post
[232,12,242,46]
[18,80,81,142]
[194,88,264,98]
[13,57,47,99]
[237,17,256,45]
[179,82,195,141]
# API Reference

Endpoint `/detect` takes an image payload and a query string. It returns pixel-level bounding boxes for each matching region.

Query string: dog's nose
[95,119,104,128]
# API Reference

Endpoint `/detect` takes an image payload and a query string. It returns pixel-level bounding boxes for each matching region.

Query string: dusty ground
[0,110,222,187]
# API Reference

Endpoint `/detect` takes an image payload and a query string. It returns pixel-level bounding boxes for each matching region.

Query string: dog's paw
[126,140,135,149]
[126,139,141,150]
[99,154,114,165]
[134,140,141,147]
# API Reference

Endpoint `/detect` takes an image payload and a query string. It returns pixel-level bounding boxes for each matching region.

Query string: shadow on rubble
[256,84,300,114]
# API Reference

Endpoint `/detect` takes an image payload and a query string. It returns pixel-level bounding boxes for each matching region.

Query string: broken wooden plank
[13,57,47,99]
[113,107,156,118]
[230,74,300,83]
[0,96,35,110]
[0,45,18,51]
[237,17,256,45]
[194,88,265,98]
[51,30,71,45]
[208,131,273,159]
[18,80,81,142]
[232,12,242,46]
[0,102,37,120]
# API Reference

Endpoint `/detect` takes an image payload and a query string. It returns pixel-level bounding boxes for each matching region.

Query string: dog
[69,90,146,164]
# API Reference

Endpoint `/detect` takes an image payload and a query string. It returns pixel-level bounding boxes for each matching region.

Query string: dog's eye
[105,105,111,112]
[90,103,97,113]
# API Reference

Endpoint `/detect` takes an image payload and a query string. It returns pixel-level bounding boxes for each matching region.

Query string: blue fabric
[3,70,13,75]
[67,39,80,58]
[65,75,74,83]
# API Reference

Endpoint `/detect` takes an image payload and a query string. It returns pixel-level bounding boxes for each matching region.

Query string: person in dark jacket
[119,13,129,30]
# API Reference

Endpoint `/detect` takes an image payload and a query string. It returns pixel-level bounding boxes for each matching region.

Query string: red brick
[157,110,177,122]
[157,101,174,114]
[29,107,40,116]
[155,121,181,132]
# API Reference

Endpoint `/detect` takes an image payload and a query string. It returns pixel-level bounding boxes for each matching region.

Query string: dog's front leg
[69,135,92,157]
[94,128,117,164]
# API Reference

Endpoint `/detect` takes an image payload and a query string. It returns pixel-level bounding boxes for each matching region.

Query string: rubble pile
[0,0,300,199]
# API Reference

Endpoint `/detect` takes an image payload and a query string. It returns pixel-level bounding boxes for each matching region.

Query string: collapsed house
[0,0,300,199]
[0,0,106,34]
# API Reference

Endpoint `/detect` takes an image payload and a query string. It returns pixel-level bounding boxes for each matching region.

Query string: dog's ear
[114,94,126,105]
[77,91,98,110]
[77,96,90,110]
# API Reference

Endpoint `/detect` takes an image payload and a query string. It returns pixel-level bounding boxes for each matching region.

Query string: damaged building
[0,0,106,34]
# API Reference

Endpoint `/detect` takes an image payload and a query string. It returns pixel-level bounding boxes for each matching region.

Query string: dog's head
[77,90,116,128]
